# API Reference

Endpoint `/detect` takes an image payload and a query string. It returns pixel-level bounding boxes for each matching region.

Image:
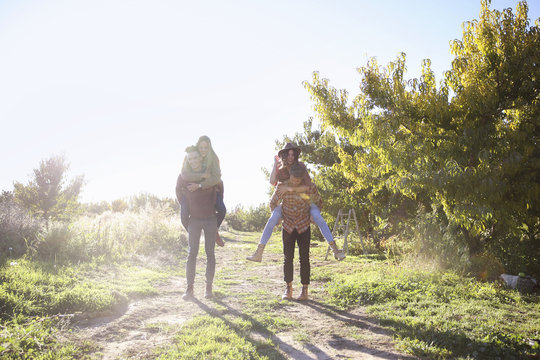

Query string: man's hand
[187,183,200,192]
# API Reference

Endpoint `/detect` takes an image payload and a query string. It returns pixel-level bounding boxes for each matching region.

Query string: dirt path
[70,232,415,359]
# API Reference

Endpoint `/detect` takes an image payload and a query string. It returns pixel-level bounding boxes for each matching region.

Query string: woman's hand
[276,185,292,197]
[187,183,200,192]
[274,155,281,168]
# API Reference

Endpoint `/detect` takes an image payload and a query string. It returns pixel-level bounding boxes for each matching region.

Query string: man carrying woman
[269,162,319,300]
[176,136,226,300]
[246,143,345,262]
[179,135,226,246]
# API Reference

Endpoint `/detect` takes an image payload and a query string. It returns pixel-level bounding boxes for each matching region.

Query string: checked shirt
[270,183,322,234]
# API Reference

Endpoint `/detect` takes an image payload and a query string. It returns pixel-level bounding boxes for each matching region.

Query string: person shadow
[192,297,334,360]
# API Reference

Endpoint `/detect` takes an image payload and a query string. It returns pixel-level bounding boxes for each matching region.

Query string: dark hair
[280,149,300,165]
[289,163,306,178]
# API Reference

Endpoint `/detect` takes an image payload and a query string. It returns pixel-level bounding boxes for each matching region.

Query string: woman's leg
[310,204,334,243]
[259,205,282,245]
[215,191,226,227]
[180,197,190,231]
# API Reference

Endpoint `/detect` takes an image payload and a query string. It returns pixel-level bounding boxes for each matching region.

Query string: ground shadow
[193,297,328,360]
[302,300,418,360]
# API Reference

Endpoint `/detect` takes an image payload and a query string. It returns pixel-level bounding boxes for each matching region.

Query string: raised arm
[269,155,280,186]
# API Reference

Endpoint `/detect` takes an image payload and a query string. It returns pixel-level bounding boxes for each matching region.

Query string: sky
[1,0,539,209]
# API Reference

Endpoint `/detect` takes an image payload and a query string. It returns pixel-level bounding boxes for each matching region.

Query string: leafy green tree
[14,156,84,224]
[301,0,539,274]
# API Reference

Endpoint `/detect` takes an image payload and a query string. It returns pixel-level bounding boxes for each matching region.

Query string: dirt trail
[70,232,415,359]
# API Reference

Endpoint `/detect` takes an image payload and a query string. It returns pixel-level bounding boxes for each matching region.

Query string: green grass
[156,315,285,360]
[0,314,97,359]
[0,258,169,319]
[0,257,172,359]
[312,257,540,359]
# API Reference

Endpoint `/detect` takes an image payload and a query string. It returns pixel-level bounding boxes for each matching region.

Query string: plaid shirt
[269,182,322,234]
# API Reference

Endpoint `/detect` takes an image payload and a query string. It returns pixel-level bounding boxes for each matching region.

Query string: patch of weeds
[251,313,297,333]
[242,290,283,314]
[146,321,177,334]
[0,314,95,359]
[293,331,310,343]
[156,315,284,359]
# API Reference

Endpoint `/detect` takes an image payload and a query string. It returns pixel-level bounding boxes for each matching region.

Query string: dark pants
[282,227,311,285]
[180,191,226,231]
[186,216,217,287]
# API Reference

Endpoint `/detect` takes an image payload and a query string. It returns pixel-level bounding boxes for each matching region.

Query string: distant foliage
[292,0,539,276]
[111,199,128,213]
[82,201,111,215]
[128,192,179,213]
[225,204,271,232]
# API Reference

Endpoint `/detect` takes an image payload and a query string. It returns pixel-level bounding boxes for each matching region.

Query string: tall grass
[34,204,186,263]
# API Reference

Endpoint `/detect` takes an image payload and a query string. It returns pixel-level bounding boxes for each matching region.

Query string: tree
[14,155,84,224]
[301,1,539,274]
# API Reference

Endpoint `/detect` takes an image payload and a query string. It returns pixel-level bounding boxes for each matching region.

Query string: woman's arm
[276,184,309,197]
[200,156,221,189]
[269,155,280,186]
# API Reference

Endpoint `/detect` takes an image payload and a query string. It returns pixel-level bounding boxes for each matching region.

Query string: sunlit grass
[313,256,540,359]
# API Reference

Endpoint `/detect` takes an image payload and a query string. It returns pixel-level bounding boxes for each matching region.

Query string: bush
[402,208,471,274]
[0,200,43,259]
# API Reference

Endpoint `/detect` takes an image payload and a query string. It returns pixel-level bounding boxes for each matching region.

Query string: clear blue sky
[1,0,538,209]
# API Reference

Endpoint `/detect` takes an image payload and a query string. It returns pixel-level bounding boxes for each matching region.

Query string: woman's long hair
[196,135,219,161]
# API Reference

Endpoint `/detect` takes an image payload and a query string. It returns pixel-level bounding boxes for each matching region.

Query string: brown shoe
[281,282,293,300]
[328,240,346,261]
[296,285,308,301]
[216,233,225,247]
[246,244,265,262]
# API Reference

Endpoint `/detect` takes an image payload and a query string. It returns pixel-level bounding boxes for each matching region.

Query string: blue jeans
[215,192,226,227]
[180,191,226,231]
[186,216,217,287]
[259,204,334,245]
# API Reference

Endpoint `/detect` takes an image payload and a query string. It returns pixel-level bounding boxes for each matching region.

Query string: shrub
[225,204,270,232]
[0,200,43,259]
